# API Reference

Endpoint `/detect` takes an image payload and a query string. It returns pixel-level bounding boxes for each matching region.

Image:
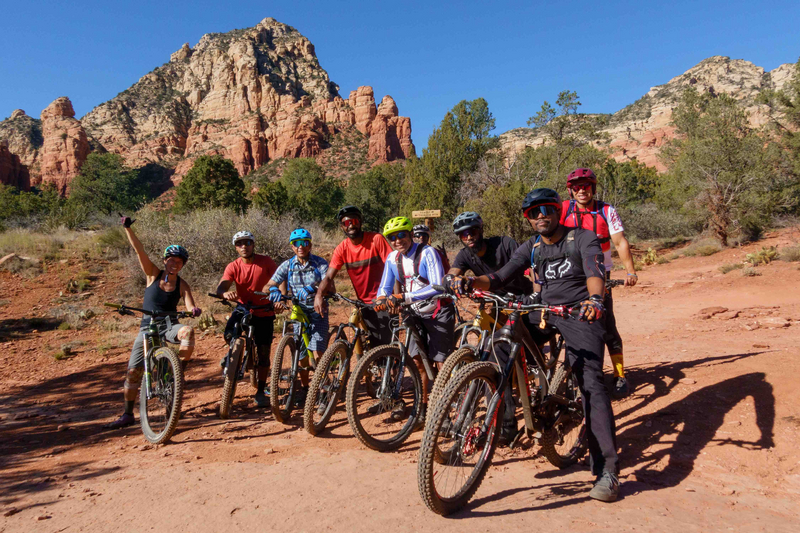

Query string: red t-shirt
[330,232,392,304]
[222,254,278,317]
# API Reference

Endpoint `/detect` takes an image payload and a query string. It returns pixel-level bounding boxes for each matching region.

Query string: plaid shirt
[270,254,329,307]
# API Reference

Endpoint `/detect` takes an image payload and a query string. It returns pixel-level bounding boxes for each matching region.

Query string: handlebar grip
[104,303,121,309]
[432,284,447,292]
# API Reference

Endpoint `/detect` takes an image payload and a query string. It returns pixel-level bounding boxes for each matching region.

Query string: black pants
[604,289,623,355]
[224,310,274,368]
[494,312,618,476]
[360,307,393,348]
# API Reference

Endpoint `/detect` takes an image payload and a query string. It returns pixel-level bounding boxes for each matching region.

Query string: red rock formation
[39,97,89,195]
[0,141,30,190]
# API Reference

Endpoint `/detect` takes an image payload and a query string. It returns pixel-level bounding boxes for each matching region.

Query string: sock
[124,400,135,415]
[610,353,625,379]
[258,380,266,394]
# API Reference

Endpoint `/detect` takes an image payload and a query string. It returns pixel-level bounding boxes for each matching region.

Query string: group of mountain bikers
[105,166,637,503]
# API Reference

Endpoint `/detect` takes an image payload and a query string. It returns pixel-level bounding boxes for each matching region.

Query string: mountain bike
[254,291,321,424]
[417,289,588,515]
[104,303,190,444]
[345,294,452,452]
[208,293,274,419]
[303,293,373,436]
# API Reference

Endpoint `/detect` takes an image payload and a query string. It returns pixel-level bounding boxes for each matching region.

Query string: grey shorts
[128,324,183,369]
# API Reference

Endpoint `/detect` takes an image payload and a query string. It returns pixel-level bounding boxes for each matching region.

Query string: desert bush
[123,208,297,292]
[640,248,659,266]
[95,226,130,259]
[745,246,778,266]
[779,244,800,262]
[617,203,703,241]
[174,156,249,214]
[682,238,723,257]
[741,267,762,277]
[719,262,744,274]
[0,255,43,278]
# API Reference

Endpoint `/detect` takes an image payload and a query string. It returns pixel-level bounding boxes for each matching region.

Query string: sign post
[412,209,441,232]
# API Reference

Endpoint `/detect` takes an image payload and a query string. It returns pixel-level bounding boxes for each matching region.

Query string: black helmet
[521,188,561,211]
[337,205,362,222]
[452,211,483,234]
[412,224,430,235]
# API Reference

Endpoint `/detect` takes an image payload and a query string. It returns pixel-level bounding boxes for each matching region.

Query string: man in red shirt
[314,206,394,347]
[215,231,278,408]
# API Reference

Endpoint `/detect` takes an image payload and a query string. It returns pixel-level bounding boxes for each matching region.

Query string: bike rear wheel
[418,361,502,516]
[219,339,244,419]
[270,335,300,424]
[346,345,422,451]
[540,363,588,468]
[304,340,349,435]
[140,347,184,444]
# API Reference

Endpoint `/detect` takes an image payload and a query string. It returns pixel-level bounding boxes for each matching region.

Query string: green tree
[252,181,290,218]
[279,158,343,229]
[404,98,499,217]
[344,163,404,231]
[174,156,249,213]
[659,88,779,245]
[68,152,151,215]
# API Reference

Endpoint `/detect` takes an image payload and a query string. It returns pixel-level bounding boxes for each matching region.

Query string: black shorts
[408,303,456,363]
[360,307,393,348]
[225,309,275,367]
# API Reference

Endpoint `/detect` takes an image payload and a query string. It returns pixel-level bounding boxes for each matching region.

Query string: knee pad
[179,327,195,348]
[124,367,144,389]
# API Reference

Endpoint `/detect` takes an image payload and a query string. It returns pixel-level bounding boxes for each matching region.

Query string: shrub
[742,267,762,277]
[745,246,778,266]
[68,153,153,215]
[719,262,744,274]
[779,244,800,262]
[279,159,344,230]
[640,248,659,266]
[682,238,723,257]
[618,203,703,241]
[174,156,249,213]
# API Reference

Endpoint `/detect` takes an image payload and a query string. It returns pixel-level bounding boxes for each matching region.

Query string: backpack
[530,230,580,284]
[395,244,429,294]
[564,199,611,245]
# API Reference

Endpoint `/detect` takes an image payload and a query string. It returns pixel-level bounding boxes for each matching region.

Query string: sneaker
[412,405,427,432]
[589,472,620,502]
[220,356,228,368]
[498,421,519,447]
[294,387,309,408]
[612,377,630,399]
[254,390,270,408]
[104,412,136,430]
[390,399,407,421]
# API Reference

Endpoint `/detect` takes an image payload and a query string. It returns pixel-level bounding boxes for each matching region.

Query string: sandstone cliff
[499,56,796,172]
[0,140,30,190]
[39,97,90,194]
[0,110,42,184]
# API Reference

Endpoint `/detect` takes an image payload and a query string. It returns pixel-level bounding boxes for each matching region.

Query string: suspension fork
[142,335,152,399]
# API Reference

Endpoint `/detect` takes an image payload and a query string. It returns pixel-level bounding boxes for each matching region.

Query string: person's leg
[553,316,618,478]
[106,330,146,429]
[604,290,628,398]
[361,307,393,348]
[253,315,275,406]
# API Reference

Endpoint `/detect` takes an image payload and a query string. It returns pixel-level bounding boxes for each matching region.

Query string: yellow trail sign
[412,210,441,218]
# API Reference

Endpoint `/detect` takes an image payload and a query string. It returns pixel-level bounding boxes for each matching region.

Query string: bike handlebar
[329,293,374,308]
[606,279,625,289]
[430,288,580,318]
[104,303,192,319]
[207,292,274,311]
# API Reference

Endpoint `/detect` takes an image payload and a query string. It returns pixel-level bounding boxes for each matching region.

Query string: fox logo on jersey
[545,259,572,280]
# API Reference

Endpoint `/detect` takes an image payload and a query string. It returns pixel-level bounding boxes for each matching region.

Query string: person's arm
[473,240,533,291]
[314,268,338,316]
[215,278,237,301]
[376,255,396,299]
[578,231,606,322]
[124,226,159,279]
[610,232,637,286]
[180,279,201,316]
[406,248,445,302]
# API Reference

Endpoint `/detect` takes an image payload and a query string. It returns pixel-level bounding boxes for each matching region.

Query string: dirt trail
[1,232,799,532]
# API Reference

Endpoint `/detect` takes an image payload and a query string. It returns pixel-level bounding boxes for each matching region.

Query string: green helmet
[382,216,413,237]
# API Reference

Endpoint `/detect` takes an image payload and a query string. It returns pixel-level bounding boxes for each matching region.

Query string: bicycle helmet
[289,228,312,242]
[412,224,430,235]
[567,167,597,188]
[337,205,362,222]
[163,244,189,263]
[452,211,483,234]
[382,216,413,237]
[232,231,255,245]
[521,188,561,211]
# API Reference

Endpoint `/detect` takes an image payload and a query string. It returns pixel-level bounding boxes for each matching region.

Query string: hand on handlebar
[191,307,202,317]
[445,274,473,297]
[579,296,605,323]
[223,290,238,301]
[625,273,638,287]
[267,286,283,303]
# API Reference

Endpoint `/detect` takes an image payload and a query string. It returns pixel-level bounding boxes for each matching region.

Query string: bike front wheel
[304,340,349,435]
[428,346,477,412]
[453,323,481,352]
[418,361,502,516]
[270,335,300,424]
[346,345,422,452]
[540,363,587,468]
[140,347,184,444]
[219,339,244,419]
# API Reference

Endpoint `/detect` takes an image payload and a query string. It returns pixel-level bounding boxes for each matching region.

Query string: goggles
[291,239,311,248]
[386,231,410,242]
[523,204,560,219]
[340,217,361,228]
[458,228,479,239]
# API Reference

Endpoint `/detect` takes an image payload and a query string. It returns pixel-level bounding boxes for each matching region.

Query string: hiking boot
[413,405,427,432]
[498,421,519,448]
[104,413,136,430]
[294,386,309,408]
[254,390,270,408]
[612,377,630,399]
[589,472,620,502]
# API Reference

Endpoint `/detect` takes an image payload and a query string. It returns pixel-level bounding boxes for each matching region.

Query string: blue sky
[1,1,798,149]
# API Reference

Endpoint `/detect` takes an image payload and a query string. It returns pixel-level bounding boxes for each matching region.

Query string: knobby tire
[140,347,184,444]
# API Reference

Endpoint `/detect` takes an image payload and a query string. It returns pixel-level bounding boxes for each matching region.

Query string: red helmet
[567,168,597,187]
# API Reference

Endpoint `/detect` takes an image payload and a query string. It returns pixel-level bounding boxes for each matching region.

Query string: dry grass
[719,262,744,274]
[0,227,83,258]
[742,267,762,277]
[682,237,723,257]
[779,244,800,262]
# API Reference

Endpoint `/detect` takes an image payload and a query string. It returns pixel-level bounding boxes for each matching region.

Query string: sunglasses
[458,228,479,239]
[340,217,361,228]
[291,240,311,248]
[524,204,560,219]
[570,182,593,191]
[386,231,410,242]
[235,240,254,247]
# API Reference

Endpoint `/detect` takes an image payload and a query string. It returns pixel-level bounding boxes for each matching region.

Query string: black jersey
[452,236,532,295]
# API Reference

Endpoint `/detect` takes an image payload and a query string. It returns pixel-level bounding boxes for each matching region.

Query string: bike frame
[141,316,171,400]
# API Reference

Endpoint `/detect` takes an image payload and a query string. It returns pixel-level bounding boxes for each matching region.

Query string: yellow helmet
[382,216,413,237]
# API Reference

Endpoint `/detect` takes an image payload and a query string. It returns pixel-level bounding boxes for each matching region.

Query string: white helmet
[232,231,255,246]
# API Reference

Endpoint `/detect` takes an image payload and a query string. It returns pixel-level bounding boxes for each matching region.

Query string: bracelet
[627,273,638,277]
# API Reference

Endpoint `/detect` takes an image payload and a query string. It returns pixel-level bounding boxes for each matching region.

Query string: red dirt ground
[1,231,799,532]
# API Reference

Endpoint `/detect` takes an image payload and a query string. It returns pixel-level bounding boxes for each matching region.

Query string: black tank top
[140,270,181,327]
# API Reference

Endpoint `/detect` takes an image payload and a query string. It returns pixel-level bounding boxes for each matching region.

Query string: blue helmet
[163,244,189,263]
[290,228,312,242]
